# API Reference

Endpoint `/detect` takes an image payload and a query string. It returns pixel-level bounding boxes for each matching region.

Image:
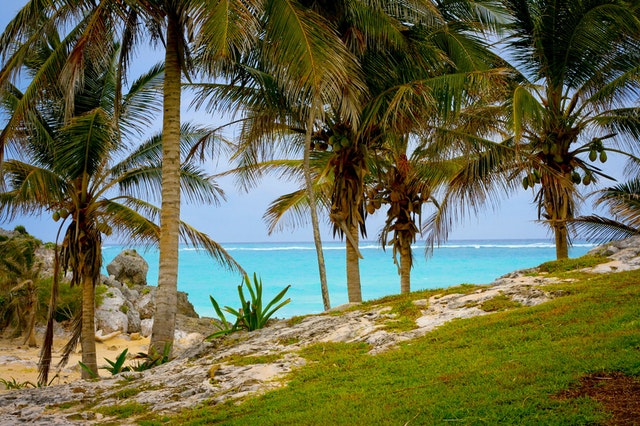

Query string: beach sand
[0,332,151,388]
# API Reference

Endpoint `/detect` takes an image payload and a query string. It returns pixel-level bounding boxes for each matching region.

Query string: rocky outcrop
[177,291,199,318]
[0,228,20,239]
[96,251,199,338]
[95,276,140,335]
[586,235,640,272]
[105,249,148,287]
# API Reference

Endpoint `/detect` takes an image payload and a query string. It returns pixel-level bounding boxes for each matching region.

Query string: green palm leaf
[569,215,639,243]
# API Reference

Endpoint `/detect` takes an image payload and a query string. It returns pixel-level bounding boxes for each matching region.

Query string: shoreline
[103,240,595,319]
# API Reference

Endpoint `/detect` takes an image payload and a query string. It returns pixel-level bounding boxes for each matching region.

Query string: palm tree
[299,0,510,302]
[189,0,365,309]
[495,0,640,259]
[0,34,240,382]
[204,1,507,304]
[0,0,257,357]
[0,229,41,347]
[367,137,461,294]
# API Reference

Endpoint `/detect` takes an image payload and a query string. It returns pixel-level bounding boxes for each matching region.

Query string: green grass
[95,402,149,418]
[479,293,523,312]
[381,297,424,332]
[220,353,283,366]
[277,337,300,346]
[152,266,640,425]
[362,283,479,309]
[538,254,608,274]
[285,316,305,327]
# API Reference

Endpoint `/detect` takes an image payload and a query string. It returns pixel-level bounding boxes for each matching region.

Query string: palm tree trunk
[399,234,412,294]
[346,223,362,303]
[540,167,572,260]
[80,274,97,378]
[547,179,571,260]
[25,297,37,348]
[554,219,570,259]
[303,106,330,311]
[150,12,182,356]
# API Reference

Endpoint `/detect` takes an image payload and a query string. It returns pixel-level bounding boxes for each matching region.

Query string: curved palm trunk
[398,234,412,294]
[304,107,330,310]
[150,13,182,356]
[80,273,97,378]
[346,223,362,303]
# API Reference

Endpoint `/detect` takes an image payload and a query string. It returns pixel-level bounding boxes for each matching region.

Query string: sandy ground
[0,332,151,388]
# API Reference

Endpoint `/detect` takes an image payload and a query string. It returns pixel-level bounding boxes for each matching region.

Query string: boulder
[95,285,130,334]
[106,249,149,287]
[141,318,154,337]
[126,305,142,334]
[134,286,156,319]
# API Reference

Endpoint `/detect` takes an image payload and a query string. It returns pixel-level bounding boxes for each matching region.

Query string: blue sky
[0,2,623,244]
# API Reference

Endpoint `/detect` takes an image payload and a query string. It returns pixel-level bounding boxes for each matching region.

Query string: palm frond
[179,164,226,205]
[261,0,366,126]
[55,108,114,179]
[193,0,262,72]
[568,215,639,244]
[594,179,640,229]
[263,189,313,235]
[510,84,543,142]
[56,308,82,372]
[99,198,161,246]
[119,62,164,139]
[178,222,244,274]
[0,160,69,220]
[590,108,640,154]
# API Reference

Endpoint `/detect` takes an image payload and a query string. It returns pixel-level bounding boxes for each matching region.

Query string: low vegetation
[95,402,149,419]
[0,229,81,343]
[380,298,424,332]
[220,353,284,367]
[149,261,639,425]
[538,254,609,274]
[207,273,291,338]
[478,293,523,312]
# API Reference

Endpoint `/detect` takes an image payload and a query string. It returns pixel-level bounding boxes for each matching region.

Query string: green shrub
[130,343,172,371]
[36,278,82,323]
[0,377,36,389]
[95,284,108,307]
[13,225,27,235]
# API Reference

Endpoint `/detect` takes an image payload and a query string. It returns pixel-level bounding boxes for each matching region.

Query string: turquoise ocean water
[101,239,594,319]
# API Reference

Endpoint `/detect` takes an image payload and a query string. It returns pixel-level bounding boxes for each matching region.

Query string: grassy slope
[147,262,640,425]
